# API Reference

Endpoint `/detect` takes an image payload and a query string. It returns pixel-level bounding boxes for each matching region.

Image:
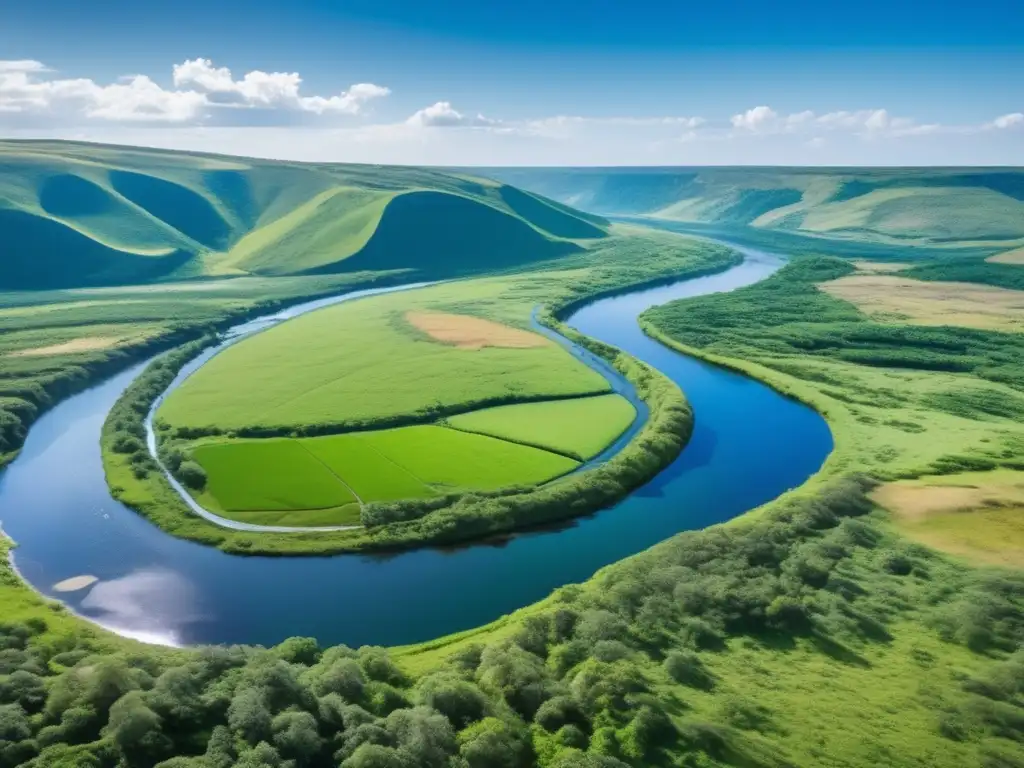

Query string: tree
[104,690,170,764]
[457,717,532,768]
[416,674,489,729]
[384,707,455,768]
[341,744,412,768]
[0,671,46,712]
[311,659,365,701]
[228,688,272,744]
[272,711,322,765]
[177,461,207,491]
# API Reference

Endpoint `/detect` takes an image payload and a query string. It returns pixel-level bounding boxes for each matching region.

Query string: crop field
[448,393,637,459]
[355,425,578,490]
[191,438,358,515]
[156,278,614,435]
[188,424,579,522]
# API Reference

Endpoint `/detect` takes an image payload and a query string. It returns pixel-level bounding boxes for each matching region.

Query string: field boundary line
[294,439,365,508]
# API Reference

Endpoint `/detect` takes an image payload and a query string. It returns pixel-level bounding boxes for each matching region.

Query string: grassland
[155,281,613,436]
[872,470,1024,568]
[447,393,637,460]
[820,272,1024,332]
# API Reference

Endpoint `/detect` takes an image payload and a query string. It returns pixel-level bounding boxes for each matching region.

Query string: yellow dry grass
[405,311,551,350]
[987,246,1024,265]
[873,471,1024,568]
[10,336,122,357]
[820,274,1024,332]
[851,261,914,274]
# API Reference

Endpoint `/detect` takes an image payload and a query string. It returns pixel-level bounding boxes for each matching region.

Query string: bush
[176,461,207,491]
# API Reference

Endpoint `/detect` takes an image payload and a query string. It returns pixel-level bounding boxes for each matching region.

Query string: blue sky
[2,0,1022,165]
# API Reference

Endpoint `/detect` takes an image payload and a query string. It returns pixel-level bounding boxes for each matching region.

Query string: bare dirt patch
[987,246,1024,265]
[405,311,551,350]
[821,274,1024,332]
[10,336,123,357]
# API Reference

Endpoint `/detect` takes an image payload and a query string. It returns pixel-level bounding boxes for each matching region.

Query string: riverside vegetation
[3,150,1024,767]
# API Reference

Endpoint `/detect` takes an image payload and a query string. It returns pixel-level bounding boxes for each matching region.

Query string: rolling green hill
[485,167,1024,249]
[0,141,608,290]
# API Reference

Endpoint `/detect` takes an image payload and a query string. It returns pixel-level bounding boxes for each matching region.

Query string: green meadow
[155,279,613,436]
[188,426,580,527]
[448,393,637,460]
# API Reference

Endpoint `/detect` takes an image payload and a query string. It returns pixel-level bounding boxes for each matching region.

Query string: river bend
[0,245,831,647]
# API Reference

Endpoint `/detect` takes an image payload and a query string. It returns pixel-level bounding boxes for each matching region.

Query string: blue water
[0,246,831,648]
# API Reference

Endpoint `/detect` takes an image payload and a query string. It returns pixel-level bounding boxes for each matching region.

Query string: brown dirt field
[406,311,551,350]
[987,246,1024,265]
[820,274,1024,332]
[10,336,122,357]
[851,261,913,273]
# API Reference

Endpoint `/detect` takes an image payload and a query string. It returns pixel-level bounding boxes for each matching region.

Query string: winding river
[0,244,831,648]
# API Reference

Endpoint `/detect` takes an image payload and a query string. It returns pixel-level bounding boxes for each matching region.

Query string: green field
[191,438,358,514]
[188,425,579,525]
[155,276,614,436]
[448,393,637,459]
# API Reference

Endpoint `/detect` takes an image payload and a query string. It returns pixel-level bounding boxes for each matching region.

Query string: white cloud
[989,112,1024,130]
[406,101,497,127]
[0,60,49,74]
[301,83,392,115]
[731,105,778,131]
[0,58,390,124]
[171,58,388,115]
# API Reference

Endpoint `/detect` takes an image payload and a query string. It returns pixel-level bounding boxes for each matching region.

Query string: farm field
[188,424,580,525]
[447,393,637,459]
[190,439,360,524]
[155,275,615,435]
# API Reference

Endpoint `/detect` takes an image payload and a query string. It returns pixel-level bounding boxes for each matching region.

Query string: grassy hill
[0,141,607,290]
[485,167,1024,250]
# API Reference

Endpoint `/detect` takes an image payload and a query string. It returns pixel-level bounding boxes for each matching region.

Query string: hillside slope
[0,141,607,289]
[486,167,1024,249]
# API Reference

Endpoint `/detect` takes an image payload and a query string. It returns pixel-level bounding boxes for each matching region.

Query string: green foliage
[902,256,1024,291]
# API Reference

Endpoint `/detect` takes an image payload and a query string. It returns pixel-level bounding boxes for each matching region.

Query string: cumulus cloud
[731,105,778,131]
[171,58,389,114]
[989,112,1023,130]
[0,58,389,124]
[730,105,941,137]
[406,101,497,127]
